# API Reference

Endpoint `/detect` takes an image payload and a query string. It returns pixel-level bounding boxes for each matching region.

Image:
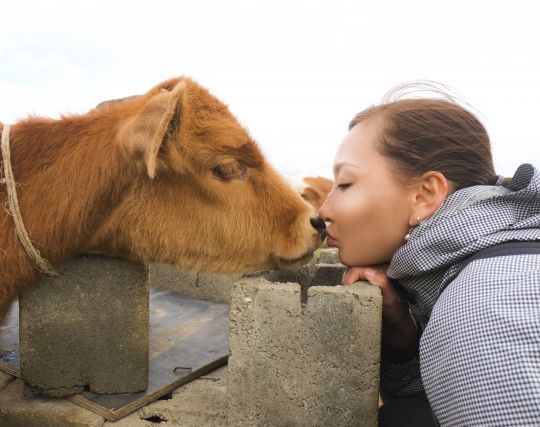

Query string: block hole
[141,414,168,423]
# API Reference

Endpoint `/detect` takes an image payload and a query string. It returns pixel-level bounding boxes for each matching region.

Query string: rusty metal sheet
[0,289,229,421]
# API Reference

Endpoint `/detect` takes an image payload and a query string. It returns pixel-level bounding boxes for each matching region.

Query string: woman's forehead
[333,160,365,175]
[333,125,379,173]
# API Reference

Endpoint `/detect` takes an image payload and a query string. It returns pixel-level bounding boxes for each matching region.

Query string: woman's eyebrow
[333,162,361,175]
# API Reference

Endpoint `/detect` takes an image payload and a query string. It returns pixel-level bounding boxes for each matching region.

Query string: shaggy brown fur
[0,77,321,320]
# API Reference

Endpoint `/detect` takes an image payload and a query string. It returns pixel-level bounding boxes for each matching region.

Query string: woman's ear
[409,171,451,225]
[118,80,187,179]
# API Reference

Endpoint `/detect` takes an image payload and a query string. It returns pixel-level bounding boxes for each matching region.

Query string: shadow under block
[19,255,149,397]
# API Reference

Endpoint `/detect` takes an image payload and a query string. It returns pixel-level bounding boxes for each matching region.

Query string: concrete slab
[228,278,382,427]
[104,366,227,427]
[0,367,228,427]
[19,255,149,397]
[0,379,105,427]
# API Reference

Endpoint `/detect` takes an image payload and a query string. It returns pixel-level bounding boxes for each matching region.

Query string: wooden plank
[0,289,230,421]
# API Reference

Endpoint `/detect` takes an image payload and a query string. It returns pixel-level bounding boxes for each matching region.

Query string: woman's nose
[318,197,331,224]
[310,216,326,238]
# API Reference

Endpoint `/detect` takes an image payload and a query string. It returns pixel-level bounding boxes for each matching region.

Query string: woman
[319,94,540,426]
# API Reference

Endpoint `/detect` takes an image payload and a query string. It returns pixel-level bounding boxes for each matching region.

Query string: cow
[286,173,333,210]
[0,76,325,321]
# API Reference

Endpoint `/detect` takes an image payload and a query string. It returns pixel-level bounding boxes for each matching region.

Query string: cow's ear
[119,80,187,179]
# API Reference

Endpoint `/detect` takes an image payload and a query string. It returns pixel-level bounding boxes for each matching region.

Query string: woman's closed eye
[336,183,352,191]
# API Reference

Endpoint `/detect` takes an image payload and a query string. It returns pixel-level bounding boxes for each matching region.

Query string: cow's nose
[310,216,326,237]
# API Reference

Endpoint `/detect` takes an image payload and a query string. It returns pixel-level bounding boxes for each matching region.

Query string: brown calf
[0,76,322,320]
[286,173,334,210]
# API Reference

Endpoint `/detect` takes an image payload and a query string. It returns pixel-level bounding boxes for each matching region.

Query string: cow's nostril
[310,216,326,235]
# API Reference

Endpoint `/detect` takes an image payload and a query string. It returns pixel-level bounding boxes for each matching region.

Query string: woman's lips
[325,232,338,247]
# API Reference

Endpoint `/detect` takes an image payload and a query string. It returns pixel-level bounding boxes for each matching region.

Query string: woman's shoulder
[456,241,540,276]
[444,242,540,293]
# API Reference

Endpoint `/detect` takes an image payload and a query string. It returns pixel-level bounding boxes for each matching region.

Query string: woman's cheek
[341,189,365,221]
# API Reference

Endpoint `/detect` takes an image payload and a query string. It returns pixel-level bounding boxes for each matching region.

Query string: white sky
[1,0,539,178]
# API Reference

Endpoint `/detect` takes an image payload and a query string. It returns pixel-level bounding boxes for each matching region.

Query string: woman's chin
[337,250,352,266]
[337,250,379,268]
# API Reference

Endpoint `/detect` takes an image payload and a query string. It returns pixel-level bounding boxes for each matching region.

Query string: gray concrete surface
[0,379,105,427]
[104,366,227,427]
[149,263,241,303]
[228,275,382,427]
[0,371,15,391]
[318,247,342,264]
[19,255,149,397]
[149,249,342,304]
[258,248,346,301]
[0,362,228,427]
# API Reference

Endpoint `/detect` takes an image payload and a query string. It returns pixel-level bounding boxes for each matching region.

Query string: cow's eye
[211,162,247,181]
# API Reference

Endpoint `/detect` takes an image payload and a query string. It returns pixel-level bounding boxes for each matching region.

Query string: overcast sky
[1,0,538,178]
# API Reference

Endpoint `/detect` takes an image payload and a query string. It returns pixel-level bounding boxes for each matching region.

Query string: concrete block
[258,256,346,304]
[228,277,382,427]
[0,379,105,427]
[19,255,149,397]
[149,263,241,303]
[311,262,347,286]
[317,247,342,264]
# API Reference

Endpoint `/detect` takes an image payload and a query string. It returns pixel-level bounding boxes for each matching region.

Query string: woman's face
[319,118,414,267]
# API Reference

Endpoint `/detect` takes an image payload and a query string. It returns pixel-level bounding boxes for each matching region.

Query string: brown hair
[349,96,496,190]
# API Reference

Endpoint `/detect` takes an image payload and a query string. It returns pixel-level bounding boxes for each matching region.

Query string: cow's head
[90,77,324,273]
[286,174,334,210]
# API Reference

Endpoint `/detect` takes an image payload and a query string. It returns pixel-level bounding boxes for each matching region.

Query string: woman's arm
[343,267,418,361]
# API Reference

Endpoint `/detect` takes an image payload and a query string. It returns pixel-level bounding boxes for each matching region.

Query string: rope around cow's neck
[1,124,57,276]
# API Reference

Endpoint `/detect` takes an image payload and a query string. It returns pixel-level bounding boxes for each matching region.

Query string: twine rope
[1,124,56,275]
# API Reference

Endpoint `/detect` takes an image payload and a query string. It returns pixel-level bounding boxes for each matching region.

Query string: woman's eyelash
[337,183,351,190]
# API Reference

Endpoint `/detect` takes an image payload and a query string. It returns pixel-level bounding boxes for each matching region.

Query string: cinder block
[311,262,346,286]
[19,255,149,397]
[259,255,346,304]
[318,247,342,264]
[149,263,241,303]
[228,276,382,426]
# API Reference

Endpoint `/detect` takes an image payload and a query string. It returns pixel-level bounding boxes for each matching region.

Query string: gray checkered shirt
[383,163,540,425]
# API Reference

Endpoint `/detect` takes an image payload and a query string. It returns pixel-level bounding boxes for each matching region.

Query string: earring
[404,216,421,242]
